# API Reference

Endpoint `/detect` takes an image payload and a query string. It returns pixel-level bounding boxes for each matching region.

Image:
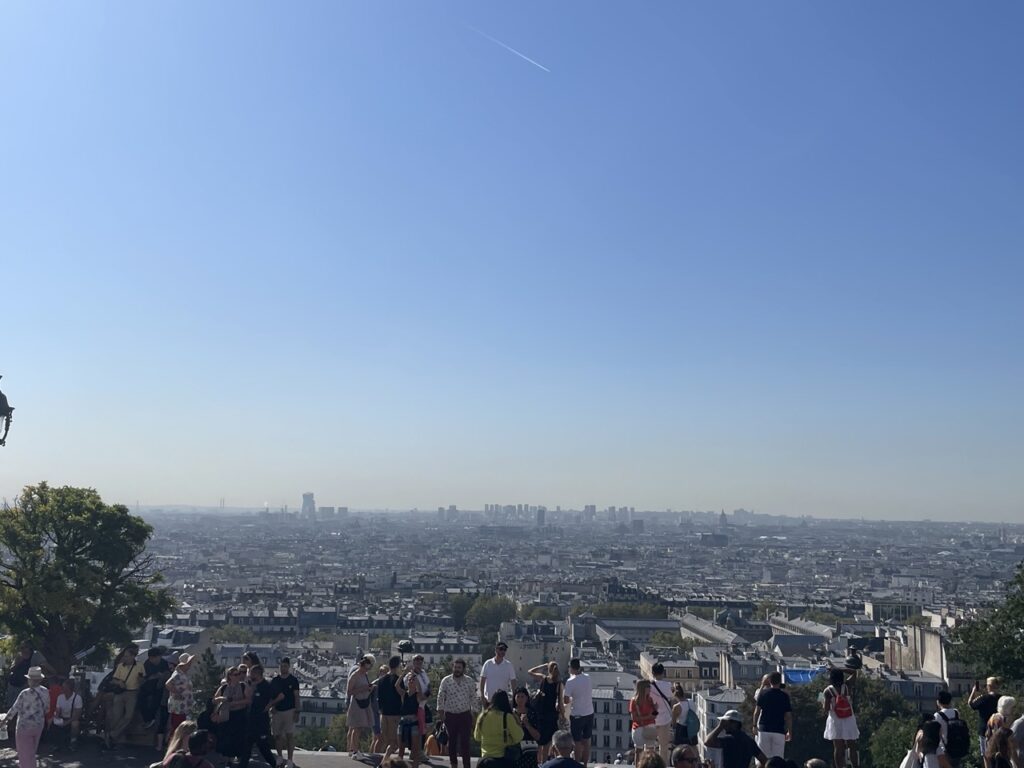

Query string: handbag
[435,722,449,747]
[898,750,921,768]
[503,713,523,762]
[356,697,372,709]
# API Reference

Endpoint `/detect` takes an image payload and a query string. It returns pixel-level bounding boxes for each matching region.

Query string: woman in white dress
[822,668,859,768]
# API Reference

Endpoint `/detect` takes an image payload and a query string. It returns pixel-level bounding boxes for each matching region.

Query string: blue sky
[2,2,1022,520]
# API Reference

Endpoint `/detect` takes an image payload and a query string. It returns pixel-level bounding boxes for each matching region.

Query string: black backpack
[939,710,970,760]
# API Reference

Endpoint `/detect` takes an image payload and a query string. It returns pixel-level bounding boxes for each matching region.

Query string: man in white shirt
[52,677,83,750]
[650,663,675,762]
[934,689,966,767]
[563,658,594,765]
[479,642,517,705]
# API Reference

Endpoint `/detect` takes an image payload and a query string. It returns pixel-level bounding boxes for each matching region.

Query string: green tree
[465,595,517,632]
[209,625,257,644]
[191,647,225,713]
[801,610,841,625]
[520,605,561,621]
[757,599,779,619]
[0,482,174,672]
[372,633,394,653]
[869,717,919,768]
[449,594,476,630]
[297,725,329,750]
[951,561,1024,685]
[650,631,695,654]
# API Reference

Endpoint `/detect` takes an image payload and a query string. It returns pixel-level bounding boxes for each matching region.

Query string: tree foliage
[650,631,695,654]
[868,717,919,768]
[519,605,561,621]
[449,594,476,630]
[950,561,1024,685]
[465,595,517,632]
[192,647,225,713]
[209,625,257,644]
[0,482,174,672]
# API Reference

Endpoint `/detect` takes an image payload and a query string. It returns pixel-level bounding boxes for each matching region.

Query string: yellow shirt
[113,661,145,691]
[474,710,524,758]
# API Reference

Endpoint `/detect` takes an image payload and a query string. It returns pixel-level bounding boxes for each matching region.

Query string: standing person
[480,643,518,707]
[269,657,301,768]
[528,662,564,764]
[630,680,658,754]
[984,727,1013,768]
[141,648,171,729]
[752,672,792,760]
[704,710,767,768]
[239,664,278,768]
[406,655,432,744]
[934,690,970,767]
[398,661,427,767]
[106,643,146,748]
[166,653,196,735]
[969,677,1001,762]
[670,685,694,748]
[378,656,405,759]
[513,685,543,767]
[983,697,1016,768]
[0,666,50,768]
[474,690,524,768]
[822,669,859,768]
[4,642,52,729]
[437,658,478,768]
[1009,707,1024,768]
[541,730,586,768]
[562,659,594,766]
[51,677,83,751]
[649,663,675,762]
[348,655,377,756]
[213,666,249,763]
[372,665,388,753]
[915,720,955,768]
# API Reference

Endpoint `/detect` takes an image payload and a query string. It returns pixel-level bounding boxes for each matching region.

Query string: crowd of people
[3,636,1022,768]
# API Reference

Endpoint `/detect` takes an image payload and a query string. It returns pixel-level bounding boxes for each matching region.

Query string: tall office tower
[536,508,545,527]
[301,492,316,517]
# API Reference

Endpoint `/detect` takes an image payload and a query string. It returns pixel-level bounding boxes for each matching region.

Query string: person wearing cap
[704,710,767,768]
[480,642,517,706]
[166,652,196,734]
[0,666,49,768]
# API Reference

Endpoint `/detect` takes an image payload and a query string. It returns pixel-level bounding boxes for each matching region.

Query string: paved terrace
[0,746,375,768]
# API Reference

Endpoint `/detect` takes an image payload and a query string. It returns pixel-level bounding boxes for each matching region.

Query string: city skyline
[3,2,1022,522]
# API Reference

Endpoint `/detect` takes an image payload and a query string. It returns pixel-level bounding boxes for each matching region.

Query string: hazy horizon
[3,2,1022,523]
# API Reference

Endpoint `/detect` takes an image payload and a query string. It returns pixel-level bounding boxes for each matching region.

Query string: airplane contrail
[466,24,551,73]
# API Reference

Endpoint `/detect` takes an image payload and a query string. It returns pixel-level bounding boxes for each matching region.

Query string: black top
[755,688,792,734]
[537,679,561,718]
[378,674,403,716]
[539,758,585,768]
[719,730,761,768]
[970,693,999,736]
[249,679,273,729]
[269,674,300,711]
[399,677,420,717]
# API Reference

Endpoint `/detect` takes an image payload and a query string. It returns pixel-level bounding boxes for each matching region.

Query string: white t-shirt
[480,658,517,701]
[651,679,674,726]
[54,693,83,726]
[563,673,594,717]
[934,707,960,751]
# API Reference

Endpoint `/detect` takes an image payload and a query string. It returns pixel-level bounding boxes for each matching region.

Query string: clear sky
[2,2,1022,521]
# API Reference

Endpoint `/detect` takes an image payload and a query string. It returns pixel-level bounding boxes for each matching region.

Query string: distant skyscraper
[536,508,545,527]
[301,492,316,517]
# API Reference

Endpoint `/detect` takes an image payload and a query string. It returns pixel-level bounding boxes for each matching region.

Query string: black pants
[138,681,163,723]
[239,728,277,768]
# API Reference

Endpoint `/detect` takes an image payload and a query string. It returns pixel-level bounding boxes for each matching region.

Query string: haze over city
[3,2,1022,522]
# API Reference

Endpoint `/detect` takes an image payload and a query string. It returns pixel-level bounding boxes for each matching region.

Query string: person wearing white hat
[0,666,49,768]
[704,710,767,768]
[166,652,196,735]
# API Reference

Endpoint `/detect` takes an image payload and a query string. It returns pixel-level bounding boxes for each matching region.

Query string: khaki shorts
[272,709,297,737]
[381,715,402,747]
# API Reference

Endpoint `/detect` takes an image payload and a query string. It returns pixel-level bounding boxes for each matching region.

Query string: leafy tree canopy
[572,601,668,619]
[0,482,174,672]
[950,560,1024,685]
